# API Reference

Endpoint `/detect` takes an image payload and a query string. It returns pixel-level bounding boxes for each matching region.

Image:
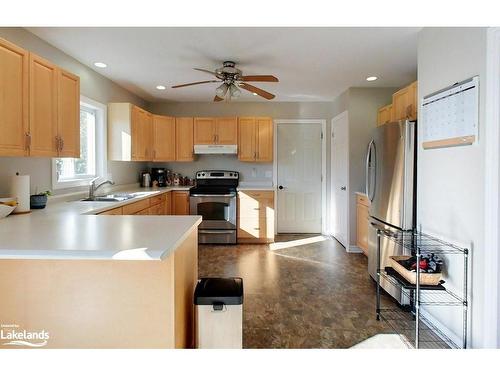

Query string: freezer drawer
[367,218,410,305]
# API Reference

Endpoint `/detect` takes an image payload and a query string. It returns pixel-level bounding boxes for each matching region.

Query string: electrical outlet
[251,168,257,177]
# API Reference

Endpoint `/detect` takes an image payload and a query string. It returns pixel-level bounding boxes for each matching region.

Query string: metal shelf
[375,228,469,349]
[380,268,465,306]
[379,308,458,349]
[380,229,468,255]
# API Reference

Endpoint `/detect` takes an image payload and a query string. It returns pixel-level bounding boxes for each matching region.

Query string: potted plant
[30,190,52,209]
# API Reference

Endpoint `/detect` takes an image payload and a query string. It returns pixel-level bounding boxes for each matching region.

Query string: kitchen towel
[9,173,30,213]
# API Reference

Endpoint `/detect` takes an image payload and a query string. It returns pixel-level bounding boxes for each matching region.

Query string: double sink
[81,192,150,202]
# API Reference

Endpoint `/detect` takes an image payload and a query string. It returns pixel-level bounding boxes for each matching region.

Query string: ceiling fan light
[215,83,228,97]
[230,84,241,98]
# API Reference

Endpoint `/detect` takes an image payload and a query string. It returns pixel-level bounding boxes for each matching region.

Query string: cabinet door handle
[60,137,64,151]
[25,132,31,151]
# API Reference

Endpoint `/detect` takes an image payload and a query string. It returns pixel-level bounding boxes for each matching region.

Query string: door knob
[340,186,346,191]
[278,185,284,190]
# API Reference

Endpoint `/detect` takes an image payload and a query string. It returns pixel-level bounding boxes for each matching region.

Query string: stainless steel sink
[81,194,135,202]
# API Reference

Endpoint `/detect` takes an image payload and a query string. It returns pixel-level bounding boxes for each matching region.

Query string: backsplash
[148,155,273,186]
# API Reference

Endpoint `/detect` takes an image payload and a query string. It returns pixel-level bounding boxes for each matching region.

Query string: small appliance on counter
[151,168,167,187]
[140,171,151,187]
[189,170,239,244]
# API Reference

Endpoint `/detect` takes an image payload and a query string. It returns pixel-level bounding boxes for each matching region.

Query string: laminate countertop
[0,186,201,261]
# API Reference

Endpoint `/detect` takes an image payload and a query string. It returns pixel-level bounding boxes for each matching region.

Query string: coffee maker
[151,168,167,187]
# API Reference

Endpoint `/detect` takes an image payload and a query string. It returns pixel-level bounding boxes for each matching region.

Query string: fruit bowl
[0,198,18,219]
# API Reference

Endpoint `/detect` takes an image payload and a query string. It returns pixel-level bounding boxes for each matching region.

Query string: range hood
[194,145,237,155]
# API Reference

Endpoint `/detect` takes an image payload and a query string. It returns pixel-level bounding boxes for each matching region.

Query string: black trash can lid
[194,277,243,305]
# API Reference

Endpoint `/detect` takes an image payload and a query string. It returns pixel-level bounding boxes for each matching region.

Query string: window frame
[51,95,107,190]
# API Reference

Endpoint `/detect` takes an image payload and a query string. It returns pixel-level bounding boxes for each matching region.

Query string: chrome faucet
[89,177,115,200]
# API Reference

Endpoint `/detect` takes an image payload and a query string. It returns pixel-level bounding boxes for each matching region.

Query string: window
[52,96,107,190]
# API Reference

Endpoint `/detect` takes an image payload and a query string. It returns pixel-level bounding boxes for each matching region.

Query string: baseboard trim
[347,245,364,254]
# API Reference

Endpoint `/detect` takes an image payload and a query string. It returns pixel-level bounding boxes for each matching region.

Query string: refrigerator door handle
[365,139,376,201]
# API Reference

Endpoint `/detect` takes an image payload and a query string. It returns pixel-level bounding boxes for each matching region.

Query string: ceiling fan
[171,61,279,102]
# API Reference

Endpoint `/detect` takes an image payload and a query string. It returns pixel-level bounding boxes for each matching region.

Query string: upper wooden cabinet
[29,53,59,157]
[57,69,80,158]
[392,81,417,122]
[238,117,273,162]
[108,103,151,161]
[175,117,194,161]
[215,117,238,144]
[0,38,80,158]
[152,115,175,161]
[194,117,238,145]
[0,38,29,157]
[194,117,216,144]
[377,104,392,126]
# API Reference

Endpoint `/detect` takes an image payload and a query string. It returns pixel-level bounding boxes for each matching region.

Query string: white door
[330,112,349,247]
[277,122,322,233]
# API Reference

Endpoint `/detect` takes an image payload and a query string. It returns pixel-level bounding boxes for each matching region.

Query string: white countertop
[237,183,275,191]
[0,186,201,261]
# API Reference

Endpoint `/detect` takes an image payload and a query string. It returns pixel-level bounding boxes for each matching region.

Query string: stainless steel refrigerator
[366,120,416,304]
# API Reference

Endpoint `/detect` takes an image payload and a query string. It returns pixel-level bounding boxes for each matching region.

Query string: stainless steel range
[189,170,239,244]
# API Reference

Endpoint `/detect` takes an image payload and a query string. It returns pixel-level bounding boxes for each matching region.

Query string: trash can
[194,277,243,349]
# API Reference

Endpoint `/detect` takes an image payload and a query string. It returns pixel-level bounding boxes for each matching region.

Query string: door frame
[273,119,327,235]
[329,111,355,252]
[483,27,500,348]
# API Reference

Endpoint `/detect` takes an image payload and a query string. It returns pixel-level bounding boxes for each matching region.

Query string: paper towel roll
[9,174,30,213]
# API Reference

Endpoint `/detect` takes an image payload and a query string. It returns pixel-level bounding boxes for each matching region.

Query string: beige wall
[0,28,148,196]
[417,27,487,348]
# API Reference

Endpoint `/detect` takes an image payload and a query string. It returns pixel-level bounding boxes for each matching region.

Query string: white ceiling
[27,27,420,103]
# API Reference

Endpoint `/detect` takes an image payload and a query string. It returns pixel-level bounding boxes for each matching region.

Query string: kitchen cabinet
[164,192,172,215]
[172,191,190,215]
[0,38,80,158]
[238,117,273,162]
[0,37,29,157]
[392,81,417,122]
[356,193,370,255]
[57,69,80,158]
[194,117,238,145]
[377,104,392,126]
[175,117,194,161]
[98,206,123,215]
[122,199,150,215]
[237,190,274,243]
[149,203,163,215]
[194,117,216,144]
[152,115,176,161]
[132,106,152,161]
[29,53,59,157]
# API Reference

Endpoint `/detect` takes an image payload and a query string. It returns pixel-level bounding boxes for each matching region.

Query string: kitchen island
[0,187,201,349]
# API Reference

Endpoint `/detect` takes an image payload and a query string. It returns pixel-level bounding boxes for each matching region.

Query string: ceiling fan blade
[214,95,224,102]
[194,68,218,77]
[239,83,275,100]
[171,80,219,88]
[241,75,279,82]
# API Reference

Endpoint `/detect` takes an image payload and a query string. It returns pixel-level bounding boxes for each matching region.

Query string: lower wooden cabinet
[164,192,172,215]
[356,193,370,255]
[172,191,190,215]
[237,190,274,243]
[98,206,123,215]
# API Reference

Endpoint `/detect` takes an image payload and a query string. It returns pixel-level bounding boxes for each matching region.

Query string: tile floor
[198,234,392,348]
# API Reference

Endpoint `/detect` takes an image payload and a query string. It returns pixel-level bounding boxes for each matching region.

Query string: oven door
[189,194,236,230]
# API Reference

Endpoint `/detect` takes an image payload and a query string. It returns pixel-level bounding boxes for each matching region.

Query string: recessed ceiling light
[156,85,166,90]
[253,92,258,96]
[94,62,107,68]
[366,76,378,81]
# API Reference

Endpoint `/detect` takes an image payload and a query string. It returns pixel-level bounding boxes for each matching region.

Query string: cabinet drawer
[356,194,370,207]
[238,190,274,200]
[150,193,166,206]
[237,216,272,239]
[149,203,163,215]
[123,198,150,214]
[135,207,150,215]
[238,197,274,218]
[98,206,123,215]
